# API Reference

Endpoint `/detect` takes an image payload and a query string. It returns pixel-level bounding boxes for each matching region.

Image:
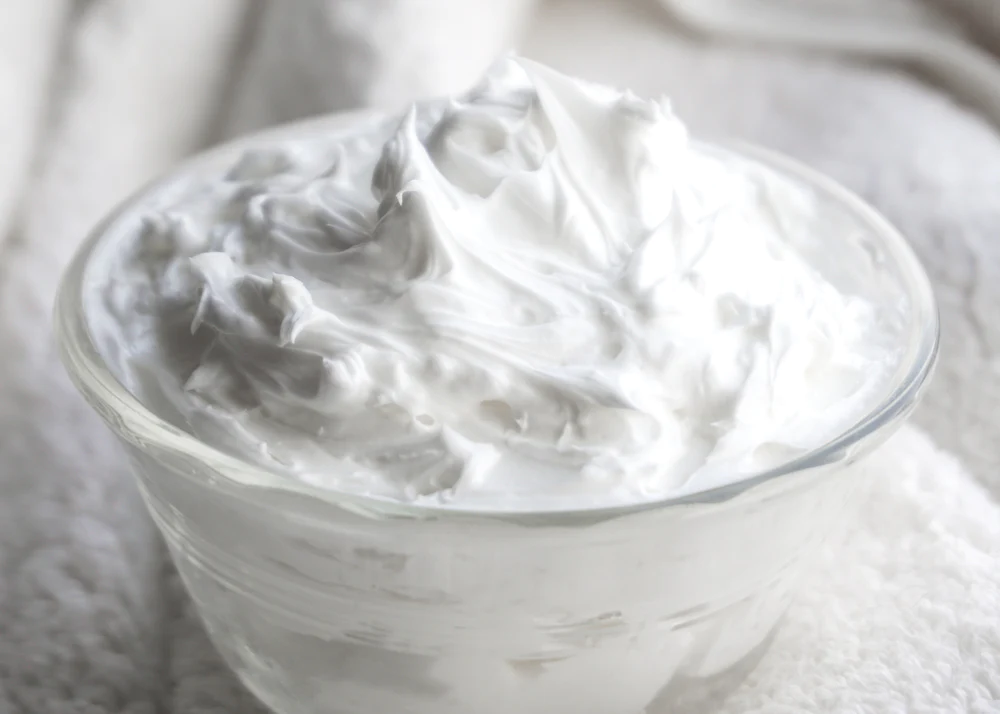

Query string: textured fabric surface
[223,0,535,136]
[0,0,997,712]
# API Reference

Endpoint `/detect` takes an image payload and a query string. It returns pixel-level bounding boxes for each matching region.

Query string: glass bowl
[55,112,938,714]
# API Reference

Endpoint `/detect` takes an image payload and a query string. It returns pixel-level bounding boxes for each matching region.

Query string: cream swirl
[89,57,896,510]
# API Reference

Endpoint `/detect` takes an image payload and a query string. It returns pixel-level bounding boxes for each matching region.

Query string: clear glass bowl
[55,113,938,714]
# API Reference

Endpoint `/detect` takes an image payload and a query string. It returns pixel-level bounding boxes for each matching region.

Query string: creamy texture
[89,57,897,510]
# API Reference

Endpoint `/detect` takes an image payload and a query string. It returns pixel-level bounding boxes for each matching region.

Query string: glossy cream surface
[87,57,898,510]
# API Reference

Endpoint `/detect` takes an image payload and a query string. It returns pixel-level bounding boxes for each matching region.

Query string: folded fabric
[0,0,65,241]
[656,0,1000,127]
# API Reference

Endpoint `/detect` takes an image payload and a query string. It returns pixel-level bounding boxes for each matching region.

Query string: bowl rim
[54,111,940,525]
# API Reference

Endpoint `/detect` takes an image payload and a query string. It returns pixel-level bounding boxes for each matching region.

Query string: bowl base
[645,622,779,713]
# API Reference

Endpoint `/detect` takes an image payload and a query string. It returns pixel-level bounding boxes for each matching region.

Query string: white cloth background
[0,0,997,711]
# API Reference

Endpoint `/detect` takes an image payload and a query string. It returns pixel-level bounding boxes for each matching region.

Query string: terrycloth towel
[0,0,997,711]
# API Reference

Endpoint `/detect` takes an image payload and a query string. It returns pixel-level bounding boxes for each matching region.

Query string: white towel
[0,0,66,241]
[0,0,996,711]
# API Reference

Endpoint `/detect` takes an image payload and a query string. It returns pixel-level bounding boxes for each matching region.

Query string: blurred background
[0,0,998,711]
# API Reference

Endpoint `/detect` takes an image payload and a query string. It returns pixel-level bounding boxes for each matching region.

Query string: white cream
[88,57,896,511]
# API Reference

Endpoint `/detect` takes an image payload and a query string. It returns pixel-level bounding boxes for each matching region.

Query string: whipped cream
[88,57,897,511]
